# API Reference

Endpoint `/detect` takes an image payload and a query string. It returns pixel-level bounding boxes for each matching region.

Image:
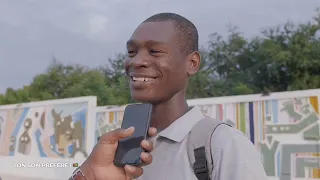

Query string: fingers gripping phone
[114,103,153,167]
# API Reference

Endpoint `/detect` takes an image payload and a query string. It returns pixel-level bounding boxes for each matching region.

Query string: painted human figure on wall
[9,136,16,153]
[18,118,32,155]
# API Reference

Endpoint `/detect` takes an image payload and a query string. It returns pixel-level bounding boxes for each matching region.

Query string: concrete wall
[0,96,96,180]
[95,105,127,144]
[187,89,320,180]
[0,90,319,180]
[95,89,320,180]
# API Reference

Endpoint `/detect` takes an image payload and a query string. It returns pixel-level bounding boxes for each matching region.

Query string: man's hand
[79,126,157,180]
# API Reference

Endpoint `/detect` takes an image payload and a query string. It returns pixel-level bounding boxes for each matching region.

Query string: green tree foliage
[208,10,320,94]
[1,10,319,106]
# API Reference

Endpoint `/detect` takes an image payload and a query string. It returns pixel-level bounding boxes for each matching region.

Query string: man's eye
[150,50,162,53]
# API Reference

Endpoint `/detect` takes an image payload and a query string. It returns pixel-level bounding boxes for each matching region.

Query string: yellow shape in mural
[109,112,114,124]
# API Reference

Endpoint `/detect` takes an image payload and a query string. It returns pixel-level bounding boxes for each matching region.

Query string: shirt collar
[157,106,205,142]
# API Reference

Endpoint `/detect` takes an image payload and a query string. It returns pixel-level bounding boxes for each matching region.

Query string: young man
[71,13,268,180]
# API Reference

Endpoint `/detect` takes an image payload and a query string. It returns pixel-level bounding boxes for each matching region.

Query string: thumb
[99,126,135,144]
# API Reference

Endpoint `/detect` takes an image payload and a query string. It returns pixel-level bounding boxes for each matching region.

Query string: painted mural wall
[95,105,126,144]
[0,96,97,159]
[95,89,320,180]
[191,97,320,180]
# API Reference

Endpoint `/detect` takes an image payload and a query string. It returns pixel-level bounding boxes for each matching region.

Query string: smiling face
[125,21,191,104]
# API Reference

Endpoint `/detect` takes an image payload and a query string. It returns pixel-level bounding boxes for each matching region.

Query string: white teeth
[132,77,155,82]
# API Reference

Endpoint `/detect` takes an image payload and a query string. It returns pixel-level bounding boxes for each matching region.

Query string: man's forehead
[128,21,176,45]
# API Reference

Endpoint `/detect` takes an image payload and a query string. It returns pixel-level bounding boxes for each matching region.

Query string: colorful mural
[0,97,96,159]
[95,105,126,143]
[189,95,320,180]
[95,90,320,180]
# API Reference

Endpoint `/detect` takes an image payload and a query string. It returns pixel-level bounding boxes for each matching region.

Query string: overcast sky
[0,0,319,93]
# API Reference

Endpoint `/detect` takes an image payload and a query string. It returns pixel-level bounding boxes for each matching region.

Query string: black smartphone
[114,103,153,167]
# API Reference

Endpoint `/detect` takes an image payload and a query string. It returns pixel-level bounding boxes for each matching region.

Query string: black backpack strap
[193,146,210,180]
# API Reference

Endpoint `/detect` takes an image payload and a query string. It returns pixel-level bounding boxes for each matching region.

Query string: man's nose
[130,51,151,68]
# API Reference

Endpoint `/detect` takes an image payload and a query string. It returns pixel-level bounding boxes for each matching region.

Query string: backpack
[187,117,232,180]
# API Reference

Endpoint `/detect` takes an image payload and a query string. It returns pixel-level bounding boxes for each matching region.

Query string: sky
[0,0,319,93]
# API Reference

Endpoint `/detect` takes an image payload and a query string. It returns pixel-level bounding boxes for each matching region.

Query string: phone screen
[114,103,152,166]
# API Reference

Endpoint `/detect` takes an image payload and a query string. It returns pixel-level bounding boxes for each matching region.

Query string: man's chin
[131,95,152,103]
[130,92,155,104]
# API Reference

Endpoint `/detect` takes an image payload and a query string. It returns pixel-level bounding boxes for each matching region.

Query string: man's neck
[150,91,189,130]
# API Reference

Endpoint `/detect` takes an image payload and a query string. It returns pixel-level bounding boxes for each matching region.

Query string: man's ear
[186,51,201,76]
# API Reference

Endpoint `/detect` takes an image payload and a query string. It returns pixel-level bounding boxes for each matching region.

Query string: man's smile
[129,74,159,88]
[131,76,156,82]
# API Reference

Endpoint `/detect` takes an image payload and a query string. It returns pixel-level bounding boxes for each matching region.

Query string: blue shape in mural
[35,129,47,157]
[9,108,29,156]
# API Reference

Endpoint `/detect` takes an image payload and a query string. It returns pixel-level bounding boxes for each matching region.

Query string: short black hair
[143,12,199,55]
